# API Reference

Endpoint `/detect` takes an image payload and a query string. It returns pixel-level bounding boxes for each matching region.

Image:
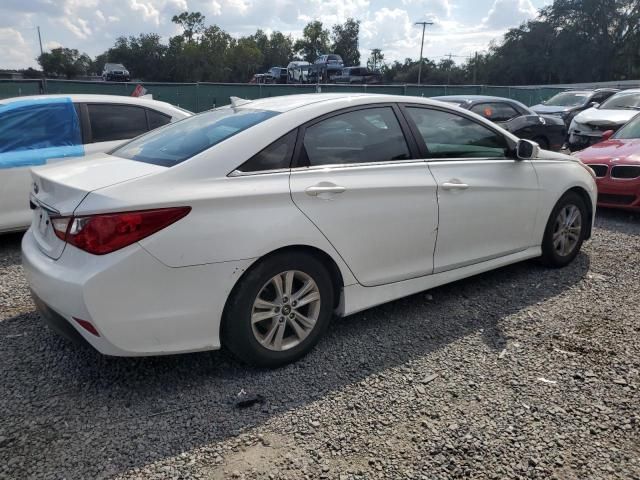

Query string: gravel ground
[0,209,639,480]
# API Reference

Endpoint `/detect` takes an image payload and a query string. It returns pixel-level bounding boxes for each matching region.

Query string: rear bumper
[22,229,254,356]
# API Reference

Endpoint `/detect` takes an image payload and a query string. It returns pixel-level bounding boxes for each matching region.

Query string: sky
[1,0,552,70]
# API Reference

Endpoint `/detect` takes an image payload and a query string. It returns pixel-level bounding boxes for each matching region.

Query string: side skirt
[340,246,542,316]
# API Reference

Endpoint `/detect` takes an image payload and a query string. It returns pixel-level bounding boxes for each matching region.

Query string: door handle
[441,181,469,190]
[305,184,346,196]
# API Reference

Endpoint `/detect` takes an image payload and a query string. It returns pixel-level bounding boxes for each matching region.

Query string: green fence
[0,79,568,111]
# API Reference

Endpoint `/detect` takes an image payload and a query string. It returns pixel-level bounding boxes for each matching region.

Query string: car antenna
[230,96,252,108]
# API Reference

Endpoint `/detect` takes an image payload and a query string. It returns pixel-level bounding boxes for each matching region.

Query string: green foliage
[171,11,206,43]
[332,19,360,66]
[294,21,330,62]
[37,47,91,79]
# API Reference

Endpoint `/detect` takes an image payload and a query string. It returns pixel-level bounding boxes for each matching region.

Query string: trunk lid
[30,153,165,259]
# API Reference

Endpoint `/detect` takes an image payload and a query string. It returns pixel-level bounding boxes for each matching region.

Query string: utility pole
[414,21,433,85]
[473,51,478,85]
[36,26,44,57]
[445,53,453,85]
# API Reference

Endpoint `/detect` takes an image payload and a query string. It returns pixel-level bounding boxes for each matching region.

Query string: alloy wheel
[552,204,582,257]
[251,270,321,351]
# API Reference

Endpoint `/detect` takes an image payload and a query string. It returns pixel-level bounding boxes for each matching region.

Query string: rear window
[112,107,279,167]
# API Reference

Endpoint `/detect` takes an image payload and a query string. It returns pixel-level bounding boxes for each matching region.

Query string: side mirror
[589,102,600,108]
[600,130,614,142]
[516,139,540,160]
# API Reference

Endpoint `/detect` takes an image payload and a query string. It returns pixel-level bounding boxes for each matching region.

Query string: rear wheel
[222,252,334,367]
[540,191,588,267]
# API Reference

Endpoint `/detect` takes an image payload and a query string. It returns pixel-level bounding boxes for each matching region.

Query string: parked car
[287,61,311,83]
[265,67,288,84]
[568,89,640,151]
[334,67,382,84]
[102,63,130,82]
[249,73,267,84]
[23,93,596,368]
[573,112,640,211]
[433,95,566,151]
[308,54,344,83]
[0,94,191,233]
[531,88,619,128]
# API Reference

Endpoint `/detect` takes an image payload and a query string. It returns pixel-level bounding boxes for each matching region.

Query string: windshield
[600,92,640,110]
[544,92,590,107]
[112,107,279,167]
[613,113,640,139]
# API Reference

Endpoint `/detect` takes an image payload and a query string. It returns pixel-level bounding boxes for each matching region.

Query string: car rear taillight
[52,207,191,255]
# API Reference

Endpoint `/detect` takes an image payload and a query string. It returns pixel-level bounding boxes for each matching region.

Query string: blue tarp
[0,97,84,169]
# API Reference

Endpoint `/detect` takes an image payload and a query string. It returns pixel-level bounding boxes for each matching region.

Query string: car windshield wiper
[617,106,640,110]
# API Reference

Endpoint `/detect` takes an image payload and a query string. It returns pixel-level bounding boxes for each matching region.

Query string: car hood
[573,138,640,165]
[573,107,637,126]
[531,105,575,114]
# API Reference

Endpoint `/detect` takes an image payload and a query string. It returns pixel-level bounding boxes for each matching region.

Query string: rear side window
[406,107,508,159]
[237,130,297,173]
[0,101,80,153]
[301,107,410,166]
[147,109,171,130]
[112,107,279,167]
[88,104,148,142]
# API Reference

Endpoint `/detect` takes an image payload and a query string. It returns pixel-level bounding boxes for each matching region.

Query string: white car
[0,94,191,233]
[568,89,640,151]
[22,93,597,367]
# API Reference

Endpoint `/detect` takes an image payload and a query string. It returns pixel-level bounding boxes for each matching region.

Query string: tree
[367,49,384,71]
[294,21,330,62]
[37,47,91,78]
[332,18,360,66]
[172,11,206,43]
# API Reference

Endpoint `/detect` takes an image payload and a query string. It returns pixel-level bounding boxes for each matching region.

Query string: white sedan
[0,94,191,233]
[22,93,597,367]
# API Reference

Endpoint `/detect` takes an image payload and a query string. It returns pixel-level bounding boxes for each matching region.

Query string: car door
[82,103,152,155]
[401,104,539,273]
[289,105,439,287]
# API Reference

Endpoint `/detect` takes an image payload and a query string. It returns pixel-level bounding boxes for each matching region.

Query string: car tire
[222,252,335,368]
[540,191,588,268]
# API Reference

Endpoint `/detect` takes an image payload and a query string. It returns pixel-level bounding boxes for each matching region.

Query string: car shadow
[0,252,590,478]
[0,232,23,267]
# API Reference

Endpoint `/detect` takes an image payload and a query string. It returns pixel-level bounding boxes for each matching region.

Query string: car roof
[0,94,192,115]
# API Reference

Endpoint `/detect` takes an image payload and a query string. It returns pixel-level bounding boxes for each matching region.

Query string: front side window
[470,103,520,122]
[406,107,509,159]
[301,107,410,167]
[112,107,279,167]
[88,104,148,143]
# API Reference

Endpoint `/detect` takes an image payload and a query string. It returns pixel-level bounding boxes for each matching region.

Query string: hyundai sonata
[23,94,597,367]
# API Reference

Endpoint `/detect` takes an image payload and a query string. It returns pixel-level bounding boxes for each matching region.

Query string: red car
[574,113,640,211]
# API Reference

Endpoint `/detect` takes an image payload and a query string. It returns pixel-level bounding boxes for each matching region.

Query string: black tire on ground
[532,136,550,150]
[221,252,335,368]
[540,191,588,268]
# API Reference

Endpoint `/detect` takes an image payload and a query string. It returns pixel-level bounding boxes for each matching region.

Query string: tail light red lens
[53,207,191,255]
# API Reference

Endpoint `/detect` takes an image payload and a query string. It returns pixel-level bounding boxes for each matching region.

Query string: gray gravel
[1,209,639,480]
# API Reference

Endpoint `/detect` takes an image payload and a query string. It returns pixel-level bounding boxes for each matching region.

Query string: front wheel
[222,252,334,367]
[540,191,588,267]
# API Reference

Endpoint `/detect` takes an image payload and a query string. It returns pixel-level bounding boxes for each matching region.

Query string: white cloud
[0,28,34,68]
[483,0,537,28]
